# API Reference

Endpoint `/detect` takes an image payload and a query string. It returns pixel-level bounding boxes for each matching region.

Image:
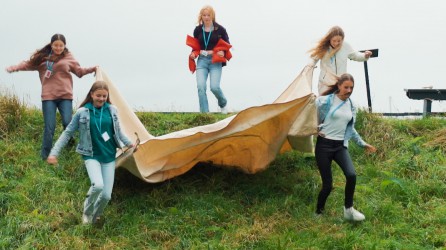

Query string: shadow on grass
[113,155,318,210]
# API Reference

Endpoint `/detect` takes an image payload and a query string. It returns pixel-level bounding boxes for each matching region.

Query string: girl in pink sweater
[6,34,97,159]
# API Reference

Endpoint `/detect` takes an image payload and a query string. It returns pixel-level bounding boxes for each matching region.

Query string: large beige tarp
[95,66,317,183]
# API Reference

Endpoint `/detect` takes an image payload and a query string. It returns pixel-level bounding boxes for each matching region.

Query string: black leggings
[315,136,356,213]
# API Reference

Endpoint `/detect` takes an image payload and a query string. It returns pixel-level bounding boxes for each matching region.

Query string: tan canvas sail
[95,66,317,183]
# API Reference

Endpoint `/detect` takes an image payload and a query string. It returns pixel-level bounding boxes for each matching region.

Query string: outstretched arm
[5,61,36,73]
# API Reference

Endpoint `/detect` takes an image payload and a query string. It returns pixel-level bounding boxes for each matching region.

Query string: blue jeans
[41,99,73,159]
[83,159,115,221]
[196,55,227,112]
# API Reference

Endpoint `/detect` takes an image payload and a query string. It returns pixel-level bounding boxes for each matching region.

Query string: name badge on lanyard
[44,69,52,78]
[45,52,54,78]
[102,132,110,142]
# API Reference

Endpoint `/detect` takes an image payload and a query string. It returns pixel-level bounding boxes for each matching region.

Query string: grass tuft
[0,87,28,139]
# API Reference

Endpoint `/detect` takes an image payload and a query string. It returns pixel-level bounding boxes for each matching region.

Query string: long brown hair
[29,34,69,67]
[321,73,355,96]
[308,26,345,60]
[79,81,112,107]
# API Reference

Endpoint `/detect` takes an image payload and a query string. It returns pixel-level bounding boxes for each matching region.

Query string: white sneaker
[220,106,228,114]
[344,207,365,221]
[82,213,93,224]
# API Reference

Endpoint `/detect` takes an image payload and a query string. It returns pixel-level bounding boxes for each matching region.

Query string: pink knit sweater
[11,53,95,100]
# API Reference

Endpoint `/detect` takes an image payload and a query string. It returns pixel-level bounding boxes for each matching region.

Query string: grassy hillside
[1,90,446,249]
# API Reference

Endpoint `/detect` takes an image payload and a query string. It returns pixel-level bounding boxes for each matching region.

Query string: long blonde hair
[308,26,345,60]
[196,5,216,25]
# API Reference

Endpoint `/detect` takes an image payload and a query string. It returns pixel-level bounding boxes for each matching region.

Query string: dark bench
[405,89,446,117]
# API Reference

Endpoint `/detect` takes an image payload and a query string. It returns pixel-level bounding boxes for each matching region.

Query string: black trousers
[315,136,356,213]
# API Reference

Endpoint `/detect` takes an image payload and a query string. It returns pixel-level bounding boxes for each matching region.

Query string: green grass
[1,91,446,249]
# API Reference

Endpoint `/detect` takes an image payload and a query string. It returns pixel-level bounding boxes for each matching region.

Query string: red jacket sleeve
[186,35,201,73]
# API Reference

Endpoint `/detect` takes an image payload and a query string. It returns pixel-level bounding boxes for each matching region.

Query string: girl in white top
[315,73,376,221]
[308,26,372,95]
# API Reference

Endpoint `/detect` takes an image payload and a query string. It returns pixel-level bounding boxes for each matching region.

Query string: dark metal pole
[363,61,372,112]
[423,99,432,118]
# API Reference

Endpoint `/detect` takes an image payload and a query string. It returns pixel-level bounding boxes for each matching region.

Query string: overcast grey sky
[1,0,445,113]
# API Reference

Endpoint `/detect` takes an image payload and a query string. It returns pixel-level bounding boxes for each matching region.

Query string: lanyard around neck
[202,24,213,50]
[322,94,351,123]
[46,51,54,71]
[93,106,104,133]
[329,97,348,118]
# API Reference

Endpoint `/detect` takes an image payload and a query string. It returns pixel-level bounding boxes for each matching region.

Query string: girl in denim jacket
[47,80,134,225]
[315,73,376,221]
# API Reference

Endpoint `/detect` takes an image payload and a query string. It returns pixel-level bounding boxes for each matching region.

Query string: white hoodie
[308,42,368,94]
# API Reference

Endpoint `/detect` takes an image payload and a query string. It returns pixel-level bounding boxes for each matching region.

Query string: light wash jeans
[41,99,72,159]
[83,159,115,221]
[196,55,227,112]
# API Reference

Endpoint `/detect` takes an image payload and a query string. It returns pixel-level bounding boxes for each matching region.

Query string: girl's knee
[210,87,222,94]
[346,174,356,182]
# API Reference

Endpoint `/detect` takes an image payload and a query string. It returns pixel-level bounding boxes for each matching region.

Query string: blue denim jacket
[316,93,366,148]
[49,104,132,157]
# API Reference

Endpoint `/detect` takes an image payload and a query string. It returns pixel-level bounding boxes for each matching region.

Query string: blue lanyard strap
[329,98,347,118]
[46,51,54,71]
[202,25,213,50]
[321,94,352,123]
[93,106,103,133]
